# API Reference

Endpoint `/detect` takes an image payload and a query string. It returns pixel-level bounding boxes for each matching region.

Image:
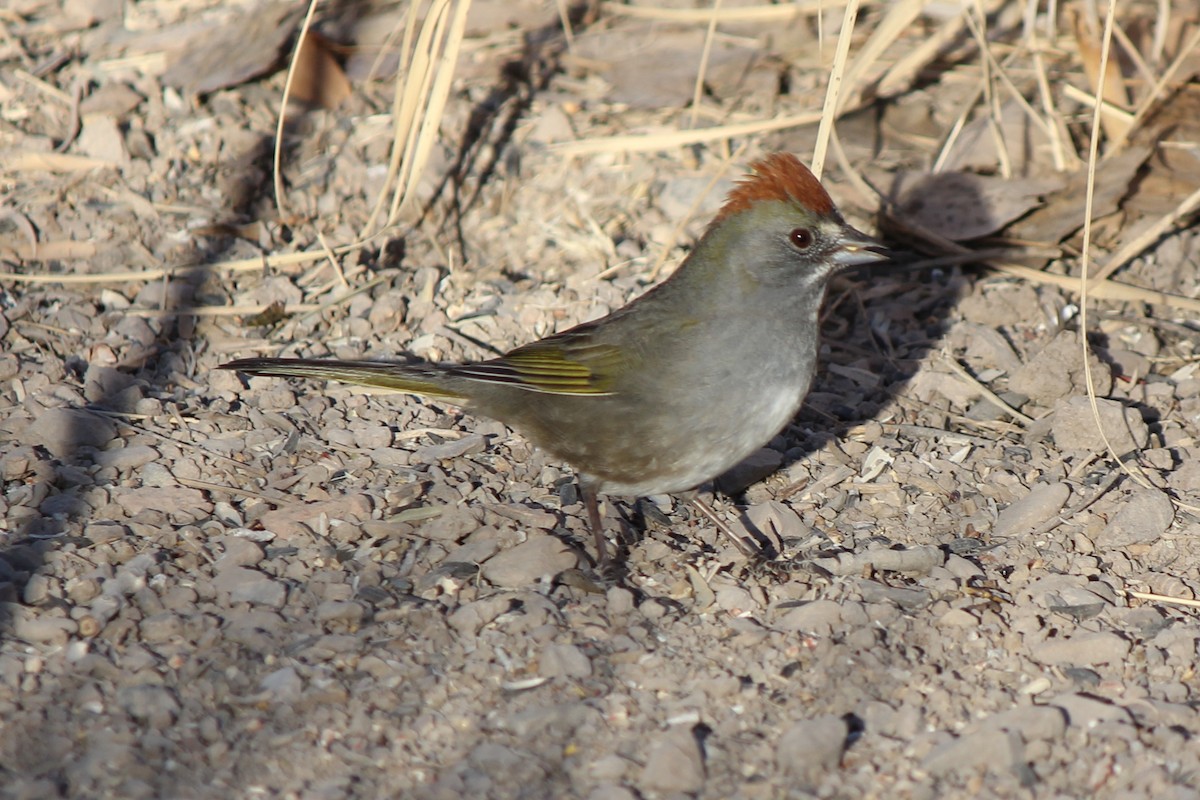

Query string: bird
[221,153,887,567]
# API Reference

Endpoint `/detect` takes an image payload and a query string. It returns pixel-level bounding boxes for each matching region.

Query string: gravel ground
[2,2,1200,798]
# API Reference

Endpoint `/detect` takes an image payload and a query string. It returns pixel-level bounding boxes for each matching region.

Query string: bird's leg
[690,496,762,558]
[580,482,610,568]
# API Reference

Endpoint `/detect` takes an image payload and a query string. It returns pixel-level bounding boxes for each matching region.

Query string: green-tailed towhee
[222,153,886,565]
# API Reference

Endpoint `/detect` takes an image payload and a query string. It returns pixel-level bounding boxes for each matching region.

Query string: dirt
[2,1,1200,798]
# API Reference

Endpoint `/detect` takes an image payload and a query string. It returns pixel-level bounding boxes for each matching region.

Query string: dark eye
[790,228,814,249]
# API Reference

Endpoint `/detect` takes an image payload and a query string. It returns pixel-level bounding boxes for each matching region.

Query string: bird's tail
[219,358,468,401]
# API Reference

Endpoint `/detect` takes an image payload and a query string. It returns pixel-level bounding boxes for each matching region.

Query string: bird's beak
[832,226,889,269]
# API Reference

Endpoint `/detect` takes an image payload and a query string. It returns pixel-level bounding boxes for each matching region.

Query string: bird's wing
[449,328,623,396]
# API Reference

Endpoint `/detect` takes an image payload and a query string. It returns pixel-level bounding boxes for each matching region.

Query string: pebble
[316,600,366,625]
[115,486,212,518]
[413,433,487,463]
[921,728,1011,776]
[775,715,848,779]
[352,424,393,449]
[480,535,578,587]
[715,585,757,614]
[587,786,637,800]
[1097,489,1174,546]
[447,595,516,636]
[6,605,78,643]
[1050,396,1149,453]
[94,444,159,470]
[85,522,127,545]
[943,554,984,580]
[972,705,1067,740]
[256,495,374,539]
[993,482,1070,536]
[501,702,600,738]
[139,612,183,643]
[488,504,558,530]
[606,586,635,615]
[1031,632,1130,666]
[215,537,265,570]
[539,643,592,678]
[936,608,978,628]
[26,408,117,458]
[117,684,180,727]
[211,567,287,608]
[259,666,303,701]
[1009,331,1112,403]
[774,600,844,634]
[745,501,810,546]
[21,574,55,606]
[638,726,706,794]
[1049,693,1134,728]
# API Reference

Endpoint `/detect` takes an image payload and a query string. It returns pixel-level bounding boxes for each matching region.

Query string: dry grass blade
[1113,24,1200,151]
[810,0,862,180]
[838,0,928,111]
[688,0,723,131]
[553,112,824,157]
[939,355,1036,426]
[1126,590,1200,610]
[3,151,114,172]
[0,246,372,285]
[360,0,472,239]
[600,1,851,23]
[1076,1,1155,494]
[273,0,321,221]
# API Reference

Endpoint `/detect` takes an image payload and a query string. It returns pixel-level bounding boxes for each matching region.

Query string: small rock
[973,705,1067,741]
[481,535,578,587]
[1010,331,1112,403]
[1031,632,1130,666]
[118,684,180,727]
[212,567,287,607]
[352,424,393,449]
[859,583,931,610]
[139,612,183,643]
[606,586,635,615]
[94,444,159,470]
[774,600,844,634]
[256,495,374,539]
[316,600,365,625]
[26,408,118,459]
[259,666,303,701]
[539,643,592,679]
[1051,396,1149,453]
[937,608,979,628]
[85,522,127,544]
[776,715,848,779]
[1097,489,1174,546]
[994,482,1070,536]
[502,702,600,739]
[114,486,212,518]
[8,607,78,644]
[413,433,486,462]
[1050,693,1134,728]
[715,585,757,614]
[587,785,637,800]
[922,728,1011,776]
[215,537,264,570]
[638,726,705,794]
[447,595,517,636]
[488,504,558,530]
